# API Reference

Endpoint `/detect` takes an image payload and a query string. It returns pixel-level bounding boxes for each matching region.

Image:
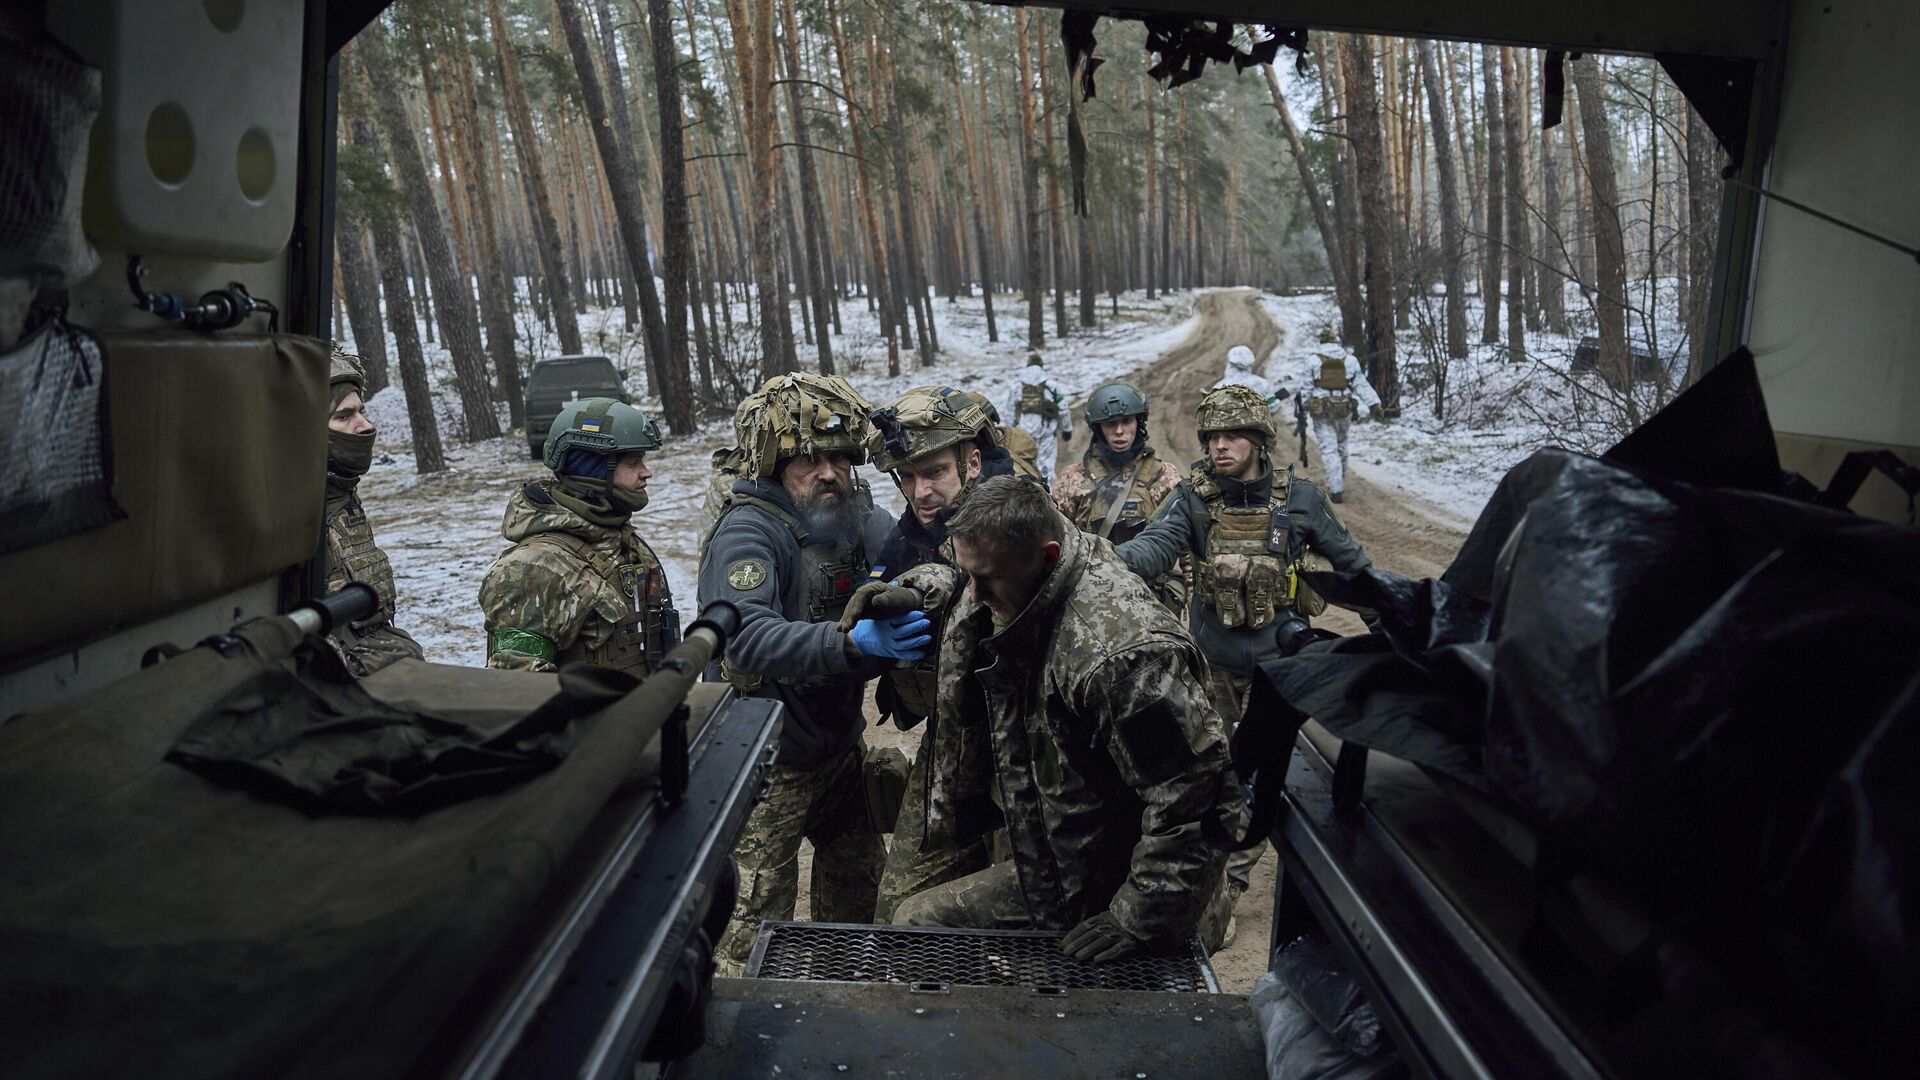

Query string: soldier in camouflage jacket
[893,476,1241,960]
[480,399,676,675]
[323,349,423,675]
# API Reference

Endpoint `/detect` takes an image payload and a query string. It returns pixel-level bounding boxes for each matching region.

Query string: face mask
[328,429,376,477]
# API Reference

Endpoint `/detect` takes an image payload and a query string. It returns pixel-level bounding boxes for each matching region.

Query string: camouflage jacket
[479,480,673,675]
[908,523,1242,945]
[323,477,424,676]
[1051,445,1184,543]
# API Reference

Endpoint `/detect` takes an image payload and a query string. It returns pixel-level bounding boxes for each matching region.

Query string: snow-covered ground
[1259,283,1698,524]
[350,288,1199,666]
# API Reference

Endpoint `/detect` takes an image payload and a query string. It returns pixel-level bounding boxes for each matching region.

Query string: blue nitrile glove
[849,610,933,661]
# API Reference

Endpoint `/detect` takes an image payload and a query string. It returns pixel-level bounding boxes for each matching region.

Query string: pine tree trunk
[951,26,997,340]
[360,17,498,442]
[777,0,836,373]
[1683,103,1718,382]
[1540,106,1571,333]
[823,0,897,374]
[1263,61,1363,346]
[1015,8,1044,348]
[648,0,697,429]
[341,57,446,474]
[1343,34,1399,409]
[487,0,582,356]
[1500,47,1529,360]
[1037,27,1067,340]
[877,35,935,365]
[1416,42,1469,361]
[1570,56,1632,394]
[1480,44,1505,344]
[334,219,391,389]
[1321,47,1365,349]
[1144,95,1157,300]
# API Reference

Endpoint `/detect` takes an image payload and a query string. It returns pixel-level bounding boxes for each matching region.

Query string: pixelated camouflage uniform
[478,479,674,674]
[1052,442,1188,613]
[894,521,1242,952]
[323,478,424,675]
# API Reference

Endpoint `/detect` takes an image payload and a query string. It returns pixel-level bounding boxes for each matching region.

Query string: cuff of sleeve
[819,623,855,674]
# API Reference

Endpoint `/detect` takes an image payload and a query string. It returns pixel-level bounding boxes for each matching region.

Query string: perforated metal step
[742,921,1219,993]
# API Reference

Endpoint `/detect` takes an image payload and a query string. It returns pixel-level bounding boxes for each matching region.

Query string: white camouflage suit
[1306,346,1383,499]
[1211,345,1286,415]
[1003,361,1071,486]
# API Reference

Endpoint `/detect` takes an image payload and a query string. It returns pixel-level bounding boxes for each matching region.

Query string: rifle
[1293,395,1311,470]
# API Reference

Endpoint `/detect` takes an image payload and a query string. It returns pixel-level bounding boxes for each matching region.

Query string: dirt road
[1051,287,1473,990]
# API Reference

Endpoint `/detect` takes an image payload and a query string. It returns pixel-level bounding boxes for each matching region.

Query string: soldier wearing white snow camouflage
[1211,344,1288,416]
[1003,352,1071,485]
[1305,327,1383,503]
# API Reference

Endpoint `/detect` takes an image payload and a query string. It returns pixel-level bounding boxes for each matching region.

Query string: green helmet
[1083,380,1148,427]
[733,372,874,478]
[544,397,664,473]
[1317,325,1339,345]
[1195,384,1276,447]
[867,385,993,472]
[329,346,367,407]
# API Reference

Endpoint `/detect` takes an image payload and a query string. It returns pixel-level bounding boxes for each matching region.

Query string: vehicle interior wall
[1744,0,1919,522]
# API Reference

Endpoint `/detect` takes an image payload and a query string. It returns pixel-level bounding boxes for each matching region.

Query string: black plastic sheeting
[1257,354,1920,1077]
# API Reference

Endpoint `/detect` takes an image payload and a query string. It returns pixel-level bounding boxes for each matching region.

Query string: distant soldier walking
[1305,327,1383,503]
[893,477,1242,961]
[322,348,424,675]
[1003,352,1071,485]
[1211,344,1288,416]
[479,398,676,674]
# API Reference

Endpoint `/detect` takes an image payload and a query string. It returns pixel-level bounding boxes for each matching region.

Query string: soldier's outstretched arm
[1114,486,1200,580]
[1086,644,1237,944]
[479,559,594,672]
[1295,482,1372,573]
[699,515,866,678]
[1347,356,1384,414]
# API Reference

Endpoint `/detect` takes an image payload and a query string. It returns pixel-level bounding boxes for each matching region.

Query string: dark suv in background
[523,355,632,459]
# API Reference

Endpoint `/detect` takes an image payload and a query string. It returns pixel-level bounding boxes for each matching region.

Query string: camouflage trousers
[895,860,1236,955]
[874,733,992,924]
[715,740,885,975]
[1207,666,1266,897]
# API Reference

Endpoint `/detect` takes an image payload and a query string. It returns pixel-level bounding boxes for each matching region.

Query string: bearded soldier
[1305,326,1384,503]
[698,373,932,975]
[890,476,1241,961]
[1050,381,1186,611]
[1002,352,1071,485]
[479,398,676,674]
[1115,384,1369,912]
[858,386,1005,921]
[322,349,424,675]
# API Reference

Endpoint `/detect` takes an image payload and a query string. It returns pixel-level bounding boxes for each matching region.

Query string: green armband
[491,628,557,662]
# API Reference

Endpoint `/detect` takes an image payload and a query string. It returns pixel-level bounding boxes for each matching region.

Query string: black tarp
[1256,354,1920,1077]
[0,621,667,1079]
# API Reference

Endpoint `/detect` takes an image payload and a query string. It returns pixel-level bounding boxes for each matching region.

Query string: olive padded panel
[0,332,328,664]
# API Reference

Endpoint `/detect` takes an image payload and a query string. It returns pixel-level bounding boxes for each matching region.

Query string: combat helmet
[867,385,993,472]
[1083,380,1148,427]
[1317,325,1339,345]
[733,372,874,478]
[544,397,664,473]
[329,346,367,406]
[1195,384,1277,447]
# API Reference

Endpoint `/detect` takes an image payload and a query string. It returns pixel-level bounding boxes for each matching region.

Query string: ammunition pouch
[1308,394,1354,420]
[1017,383,1059,422]
[864,745,911,833]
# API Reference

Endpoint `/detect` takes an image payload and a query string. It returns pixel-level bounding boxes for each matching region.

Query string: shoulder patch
[727,559,769,590]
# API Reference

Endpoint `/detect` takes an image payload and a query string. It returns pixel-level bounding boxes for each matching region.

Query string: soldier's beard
[797,484,857,538]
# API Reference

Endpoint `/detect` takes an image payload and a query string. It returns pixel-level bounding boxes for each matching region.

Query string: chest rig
[1085,453,1165,544]
[717,493,870,693]
[522,529,678,676]
[325,496,398,637]
[1017,382,1059,421]
[1190,467,1322,629]
[1309,355,1356,419]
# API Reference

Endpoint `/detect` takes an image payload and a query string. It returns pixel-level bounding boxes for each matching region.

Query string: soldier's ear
[1041,540,1062,569]
[964,446,982,479]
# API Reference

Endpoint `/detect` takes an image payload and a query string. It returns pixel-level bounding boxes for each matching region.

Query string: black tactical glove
[1061,911,1143,963]
[1273,611,1317,657]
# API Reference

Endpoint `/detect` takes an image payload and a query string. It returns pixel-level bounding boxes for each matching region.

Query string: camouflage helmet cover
[1317,325,1339,344]
[329,346,367,407]
[544,397,665,472]
[867,385,993,472]
[1195,384,1277,447]
[734,372,875,477]
[1083,380,1148,427]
